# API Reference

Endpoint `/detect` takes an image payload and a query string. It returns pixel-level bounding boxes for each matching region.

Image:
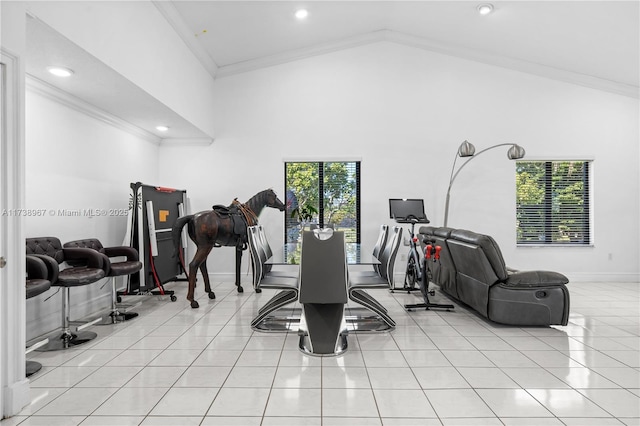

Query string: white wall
[25,88,160,341]
[160,41,639,283]
[25,1,217,138]
[158,140,286,285]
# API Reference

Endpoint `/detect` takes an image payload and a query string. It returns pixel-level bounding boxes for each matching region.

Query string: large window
[516,161,591,245]
[285,161,360,244]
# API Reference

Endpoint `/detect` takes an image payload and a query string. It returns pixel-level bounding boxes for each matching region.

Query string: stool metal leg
[97,277,138,325]
[37,286,97,351]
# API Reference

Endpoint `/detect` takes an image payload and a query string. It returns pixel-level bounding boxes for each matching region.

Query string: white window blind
[285,161,361,244]
[516,161,591,245]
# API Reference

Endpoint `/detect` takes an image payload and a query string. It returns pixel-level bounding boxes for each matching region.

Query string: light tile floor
[3,280,639,425]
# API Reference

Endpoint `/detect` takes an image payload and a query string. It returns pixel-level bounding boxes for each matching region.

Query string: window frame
[284,160,361,244]
[515,159,593,247]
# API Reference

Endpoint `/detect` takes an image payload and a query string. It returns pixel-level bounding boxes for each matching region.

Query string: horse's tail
[172,214,193,258]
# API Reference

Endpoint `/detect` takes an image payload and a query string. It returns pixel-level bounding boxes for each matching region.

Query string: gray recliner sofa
[420,226,570,326]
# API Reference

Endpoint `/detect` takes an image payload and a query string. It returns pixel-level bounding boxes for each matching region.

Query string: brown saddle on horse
[212,199,258,242]
[212,204,247,237]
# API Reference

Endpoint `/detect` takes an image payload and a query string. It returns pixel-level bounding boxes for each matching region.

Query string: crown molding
[212,28,638,99]
[215,31,386,79]
[26,76,162,145]
[152,0,219,80]
[383,30,639,100]
[152,4,637,98]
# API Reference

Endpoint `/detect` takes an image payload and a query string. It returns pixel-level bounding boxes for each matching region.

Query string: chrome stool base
[36,330,97,351]
[26,360,42,377]
[97,310,138,325]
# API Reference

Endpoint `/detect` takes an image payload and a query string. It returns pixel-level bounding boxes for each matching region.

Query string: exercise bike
[400,216,426,292]
[387,198,454,311]
[388,198,430,293]
[404,236,455,312]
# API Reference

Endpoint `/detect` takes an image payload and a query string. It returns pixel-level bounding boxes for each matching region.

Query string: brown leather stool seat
[57,267,106,285]
[108,261,142,276]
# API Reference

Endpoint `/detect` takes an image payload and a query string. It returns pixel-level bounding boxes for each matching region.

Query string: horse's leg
[235,247,244,293]
[198,261,216,300]
[187,245,212,308]
[188,230,198,288]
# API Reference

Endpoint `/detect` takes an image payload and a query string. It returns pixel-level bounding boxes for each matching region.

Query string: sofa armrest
[504,270,569,287]
[103,246,139,262]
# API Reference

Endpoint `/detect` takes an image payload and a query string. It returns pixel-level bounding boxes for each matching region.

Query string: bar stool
[64,238,142,325]
[26,237,106,350]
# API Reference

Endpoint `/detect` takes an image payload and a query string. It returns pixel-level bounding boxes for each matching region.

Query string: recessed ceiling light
[295,9,308,19]
[156,125,169,132]
[46,66,74,77]
[477,4,494,15]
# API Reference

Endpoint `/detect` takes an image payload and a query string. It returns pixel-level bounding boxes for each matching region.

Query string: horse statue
[171,188,285,308]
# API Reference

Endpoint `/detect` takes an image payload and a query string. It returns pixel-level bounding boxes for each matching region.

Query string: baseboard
[563,272,640,283]
[391,272,639,286]
[207,271,640,285]
[204,272,249,282]
[3,379,30,418]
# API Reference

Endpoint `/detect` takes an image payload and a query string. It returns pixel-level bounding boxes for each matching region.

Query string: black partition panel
[124,182,187,294]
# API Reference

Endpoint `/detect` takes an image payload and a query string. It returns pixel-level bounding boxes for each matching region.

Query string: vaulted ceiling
[163,1,639,91]
[24,1,640,141]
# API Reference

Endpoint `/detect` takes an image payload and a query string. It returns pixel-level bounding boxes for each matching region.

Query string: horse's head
[265,189,286,211]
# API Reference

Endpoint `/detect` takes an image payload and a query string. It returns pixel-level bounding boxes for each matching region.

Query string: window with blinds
[516,161,591,245]
[285,161,360,244]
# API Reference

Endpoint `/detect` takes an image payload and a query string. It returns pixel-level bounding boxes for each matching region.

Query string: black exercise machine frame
[404,235,455,312]
[387,198,454,311]
[389,198,428,293]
